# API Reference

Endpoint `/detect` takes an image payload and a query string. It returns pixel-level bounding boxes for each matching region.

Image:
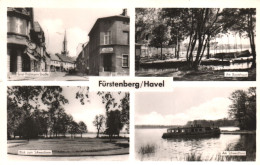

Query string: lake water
[135,127,256,161]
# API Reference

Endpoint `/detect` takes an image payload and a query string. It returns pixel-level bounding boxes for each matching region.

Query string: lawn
[7,137,129,156]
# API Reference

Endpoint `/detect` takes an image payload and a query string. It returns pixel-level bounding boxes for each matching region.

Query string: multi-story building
[7,8,49,75]
[7,8,34,73]
[30,21,49,72]
[50,53,62,71]
[88,9,129,76]
[56,53,76,71]
[76,42,89,74]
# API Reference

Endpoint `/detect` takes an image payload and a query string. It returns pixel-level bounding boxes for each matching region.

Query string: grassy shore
[136,68,256,81]
[8,137,129,156]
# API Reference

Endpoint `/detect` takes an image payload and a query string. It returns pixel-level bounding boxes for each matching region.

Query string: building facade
[76,42,89,74]
[7,8,49,75]
[50,53,62,71]
[88,9,129,76]
[7,8,34,73]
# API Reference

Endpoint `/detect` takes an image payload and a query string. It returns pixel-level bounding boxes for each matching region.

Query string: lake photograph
[135,87,256,161]
[7,86,129,161]
[135,8,256,81]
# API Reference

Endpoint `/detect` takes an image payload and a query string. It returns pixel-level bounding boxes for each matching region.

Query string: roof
[50,53,61,61]
[89,15,129,36]
[56,54,75,63]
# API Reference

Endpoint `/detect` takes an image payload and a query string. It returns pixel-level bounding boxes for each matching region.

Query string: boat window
[182,129,185,133]
[199,129,202,131]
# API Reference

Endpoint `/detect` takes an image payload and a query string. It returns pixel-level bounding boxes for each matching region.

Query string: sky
[34,8,126,57]
[39,87,127,132]
[135,87,250,126]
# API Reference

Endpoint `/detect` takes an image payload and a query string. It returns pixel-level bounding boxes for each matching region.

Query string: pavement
[7,154,129,161]
[8,72,89,81]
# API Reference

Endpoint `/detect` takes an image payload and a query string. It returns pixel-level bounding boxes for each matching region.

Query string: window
[123,31,129,45]
[122,54,129,68]
[15,18,23,33]
[104,31,111,45]
[7,17,11,32]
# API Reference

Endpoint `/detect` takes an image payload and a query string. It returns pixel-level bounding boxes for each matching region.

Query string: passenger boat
[162,125,220,139]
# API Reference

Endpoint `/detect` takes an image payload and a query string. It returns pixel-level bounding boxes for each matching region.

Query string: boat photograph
[135,87,256,161]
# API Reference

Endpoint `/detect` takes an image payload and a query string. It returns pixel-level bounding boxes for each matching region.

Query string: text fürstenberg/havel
[98,80,165,89]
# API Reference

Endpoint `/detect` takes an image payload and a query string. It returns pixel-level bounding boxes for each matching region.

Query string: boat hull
[162,131,220,139]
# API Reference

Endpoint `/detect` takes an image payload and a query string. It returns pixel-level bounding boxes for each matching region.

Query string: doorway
[103,54,112,71]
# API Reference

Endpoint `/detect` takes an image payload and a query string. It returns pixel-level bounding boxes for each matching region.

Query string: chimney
[121,8,127,16]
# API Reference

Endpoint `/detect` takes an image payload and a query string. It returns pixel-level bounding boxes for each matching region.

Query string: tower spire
[61,30,68,56]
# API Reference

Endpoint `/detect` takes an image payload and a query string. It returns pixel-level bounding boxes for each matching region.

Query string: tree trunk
[249,13,256,68]
[161,44,163,60]
[97,128,100,138]
[207,36,210,59]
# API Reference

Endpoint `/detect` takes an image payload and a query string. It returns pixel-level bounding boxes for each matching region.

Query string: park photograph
[135,87,256,161]
[135,8,256,81]
[7,86,129,160]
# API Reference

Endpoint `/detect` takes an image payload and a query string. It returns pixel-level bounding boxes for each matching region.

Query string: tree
[229,87,256,130]
[68,121,79,138]
[78,121,87,138]
[7,86,71,139]
[105,110,124,141]
[221,8,256,68]
[93,114,105,138]
[135,8,160,43]
[119,93,130,133]
[149,24,171,60]
[160,8,188,59]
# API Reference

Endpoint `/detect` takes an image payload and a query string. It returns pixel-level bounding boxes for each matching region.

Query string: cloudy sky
[135,87,249,126]
[34,8,125,57]
[49,87,127,132]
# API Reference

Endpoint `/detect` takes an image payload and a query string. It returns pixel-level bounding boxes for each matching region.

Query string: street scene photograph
[135,8,256,81]
[7,86,129,160]
[7,7,129,81]
[135,87,256,161]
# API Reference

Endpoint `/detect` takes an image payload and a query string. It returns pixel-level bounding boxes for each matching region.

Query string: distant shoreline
[221,130,256,134]
[135,125,237,129]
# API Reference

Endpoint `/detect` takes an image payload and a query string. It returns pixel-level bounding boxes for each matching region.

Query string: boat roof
[167,126,210,130]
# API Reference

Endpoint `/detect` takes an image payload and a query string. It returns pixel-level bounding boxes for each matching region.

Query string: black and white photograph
[135,87,256,161]
[135,8,256,81]
[7,86,129,160]
[7,7,130,81]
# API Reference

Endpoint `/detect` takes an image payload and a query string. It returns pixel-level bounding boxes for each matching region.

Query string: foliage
[229,87,256,130]
[120,93,130,133]
[97,92,130,135]
[138,143,156,155]
[105,110,124,141]
[75,86,90,105]
[78,121,88,138]
[185,118,237,127]
[7,86,82,140]
[93,114,105,138]
[221,8,256,68]
[149,24,171,59]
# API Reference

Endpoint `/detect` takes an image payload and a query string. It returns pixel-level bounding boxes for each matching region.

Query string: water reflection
[135,128,256,161]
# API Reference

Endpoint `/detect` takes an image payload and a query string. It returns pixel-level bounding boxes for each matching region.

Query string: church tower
[61,30,69,56]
